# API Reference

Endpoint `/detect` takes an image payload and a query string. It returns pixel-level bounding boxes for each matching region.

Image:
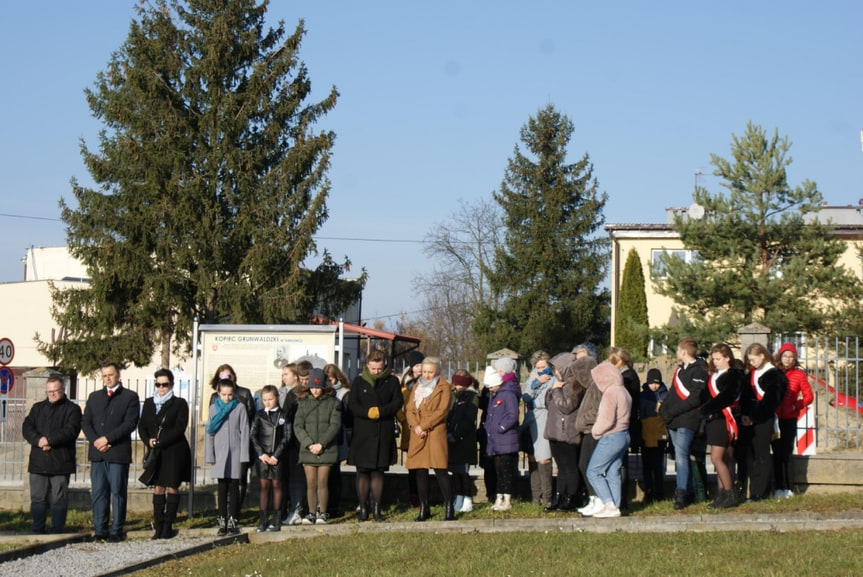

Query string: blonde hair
[607,347,633,370]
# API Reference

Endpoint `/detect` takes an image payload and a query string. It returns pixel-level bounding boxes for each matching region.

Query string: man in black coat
[659,337,708,510]
[82,362,140,541]
[22,375,82,533]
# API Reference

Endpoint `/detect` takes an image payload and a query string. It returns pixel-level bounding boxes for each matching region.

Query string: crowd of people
[20,337,815,537]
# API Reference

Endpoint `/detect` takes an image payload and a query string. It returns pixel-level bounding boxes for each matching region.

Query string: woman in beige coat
[406,357,454,521]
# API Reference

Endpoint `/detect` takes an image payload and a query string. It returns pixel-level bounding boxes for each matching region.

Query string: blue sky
[1,1,861,328]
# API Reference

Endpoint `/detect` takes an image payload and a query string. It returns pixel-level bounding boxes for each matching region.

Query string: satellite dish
[688,203,705,220]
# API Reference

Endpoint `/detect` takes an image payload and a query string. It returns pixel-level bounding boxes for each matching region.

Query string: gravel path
[0,535,238,577]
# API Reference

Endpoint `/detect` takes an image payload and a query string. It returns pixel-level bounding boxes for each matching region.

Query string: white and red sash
[709,371,739,443]
[750,365,780,435]
[750,370,765,401]
[672,367,691,400]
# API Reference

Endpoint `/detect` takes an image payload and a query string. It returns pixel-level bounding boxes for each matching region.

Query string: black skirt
[705,417,731,448]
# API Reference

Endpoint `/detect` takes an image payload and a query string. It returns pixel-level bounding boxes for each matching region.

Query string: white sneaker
[499,494,512,511]
[286,510,303,525]
[783,489,794,499]
[773,490,784,500]
[582,497,605,517]
[460,496,473,513]
[578,496,600,516]
[593,502,621,518]
[491,494,504,511]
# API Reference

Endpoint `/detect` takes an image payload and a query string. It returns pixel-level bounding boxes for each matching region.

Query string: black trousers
[549,440,580,496]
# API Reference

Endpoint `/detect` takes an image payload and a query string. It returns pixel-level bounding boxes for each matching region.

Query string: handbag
[138,420,164,485]
[138,447,161,486]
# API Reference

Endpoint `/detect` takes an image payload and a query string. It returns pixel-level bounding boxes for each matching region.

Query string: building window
[650,249,695,279]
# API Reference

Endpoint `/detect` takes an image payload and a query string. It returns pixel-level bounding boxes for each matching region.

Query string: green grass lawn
[127,529,863,577]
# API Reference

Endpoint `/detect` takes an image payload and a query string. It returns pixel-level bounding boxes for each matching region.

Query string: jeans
[90,461,129,537]
[586,431,629,507]
[668,427,695,493]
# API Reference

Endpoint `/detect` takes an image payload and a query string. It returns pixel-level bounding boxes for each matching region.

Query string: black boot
[543,492,562,513]
[415,501,430,522]
[444,501,456,521]
[256,510,269,532]
[372,501,384,522]
[358,501,369,522]
[559,494,577,511]
[163,493,180,539]
[267,512,282,532]
[152,494,166,540]
[673,489,690,510]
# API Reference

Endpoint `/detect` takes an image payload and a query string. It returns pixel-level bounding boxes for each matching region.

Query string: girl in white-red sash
[699,343,745,508]
[739,343,787,501]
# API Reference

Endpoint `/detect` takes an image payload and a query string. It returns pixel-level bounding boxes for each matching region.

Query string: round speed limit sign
[0,338,13,366]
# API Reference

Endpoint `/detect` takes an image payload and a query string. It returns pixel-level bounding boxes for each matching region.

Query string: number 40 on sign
[0,338,13,366]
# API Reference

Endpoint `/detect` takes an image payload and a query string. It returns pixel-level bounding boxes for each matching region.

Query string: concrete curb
[170,510,863,543]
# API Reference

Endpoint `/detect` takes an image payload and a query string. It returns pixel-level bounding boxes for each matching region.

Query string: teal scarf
[207,397,239,434]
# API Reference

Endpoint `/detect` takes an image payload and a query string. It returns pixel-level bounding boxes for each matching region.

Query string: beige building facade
[606,205,863,348]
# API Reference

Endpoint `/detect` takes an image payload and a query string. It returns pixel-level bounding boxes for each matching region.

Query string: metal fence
[772,335,863,451]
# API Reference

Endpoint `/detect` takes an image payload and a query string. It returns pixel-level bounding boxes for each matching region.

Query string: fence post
[738,322,772,351]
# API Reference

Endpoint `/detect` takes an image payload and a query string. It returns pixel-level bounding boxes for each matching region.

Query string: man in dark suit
[82,362,140,541]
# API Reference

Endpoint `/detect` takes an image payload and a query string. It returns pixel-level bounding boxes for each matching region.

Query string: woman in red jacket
[772,343,813,499]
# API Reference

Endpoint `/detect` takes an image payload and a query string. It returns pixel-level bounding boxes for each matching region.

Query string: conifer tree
[38,0,364,373]
[655,122,863,344]
[615,248,649,358]
[473,105,609,355]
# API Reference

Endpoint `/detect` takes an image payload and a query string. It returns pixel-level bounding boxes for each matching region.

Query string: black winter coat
[347,369,403,470]
[82,385,140,464]
[22,397,82,475]
[447,388,478,466]
[659,359,708,431]
[741,366,787,424]
[622,367,642,450]
[700,368,745,419]
[138,395,192,487]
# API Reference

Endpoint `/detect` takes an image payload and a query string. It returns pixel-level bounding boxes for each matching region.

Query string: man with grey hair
[22,375,82,533]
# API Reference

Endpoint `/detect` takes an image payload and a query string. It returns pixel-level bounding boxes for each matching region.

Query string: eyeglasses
[155,381,172,388]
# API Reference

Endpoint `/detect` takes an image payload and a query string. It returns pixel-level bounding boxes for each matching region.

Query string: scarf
[362,365,392,386]
[413,375,439,408]
[208,396,239,434]
[154,390,174,414]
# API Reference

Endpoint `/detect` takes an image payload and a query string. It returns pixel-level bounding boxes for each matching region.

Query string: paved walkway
[5,509,862,550]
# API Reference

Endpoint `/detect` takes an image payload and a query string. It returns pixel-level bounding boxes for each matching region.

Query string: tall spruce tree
[38,0,364,373]
[615,248,649,358]
[473,105,609,355]
[655,122,863,344]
